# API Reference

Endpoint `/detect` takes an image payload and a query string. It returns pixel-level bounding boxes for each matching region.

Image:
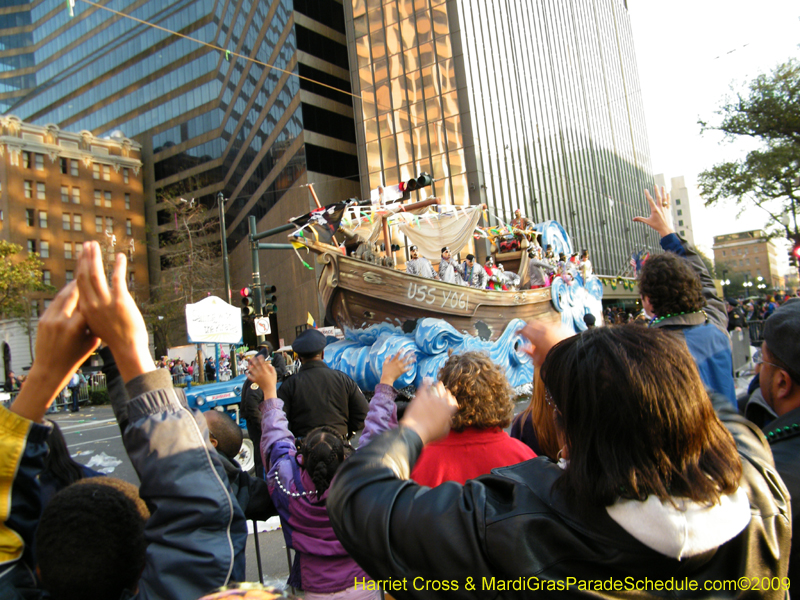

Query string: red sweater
[411,427,537,487]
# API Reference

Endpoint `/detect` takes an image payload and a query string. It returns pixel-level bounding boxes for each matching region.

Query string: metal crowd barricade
[747,320,766,345]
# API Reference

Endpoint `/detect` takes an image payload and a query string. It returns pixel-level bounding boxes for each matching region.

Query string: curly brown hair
[638,252,705,317]
[437,351,514,431]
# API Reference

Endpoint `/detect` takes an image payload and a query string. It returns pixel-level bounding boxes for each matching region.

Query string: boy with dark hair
[634,187,736,406]
[36,478,149,600]
[204,411,278,522]
[0,241,246,599]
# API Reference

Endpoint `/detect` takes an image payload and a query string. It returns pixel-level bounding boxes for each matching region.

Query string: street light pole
[218,192,238,377]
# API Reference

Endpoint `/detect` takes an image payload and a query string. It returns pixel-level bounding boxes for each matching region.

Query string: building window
[73,214,82,231]
[103,165,111,181]
[677,209,682,216]
[678,219,684,226]
[94,190,101,206]
[42,270,51,286]
[61,157,69,174]
[123,168,129,184]
[104,190,112,207]
[23,151,30,168]
[755,256,760,264]
[64,242,73,260]
[40,240,49,258]
[95,216,103,232]
[70,160,79,176]
[61,186,69,203]
[680,230,685,237]
[35,154,44,170]
[27,239,36,254]
[72,188,80,204]
[746,258,750,266]
[31,300,39,318]
[43,299,52,311]
[26,208,34,226]
[63,214,71,230]
[722,250,726,257]
[105,216,113,232]
[65,270,74,284]
[24,181,32,198]
[39,210,47,228]
[93,163,100,179]
[126,219,132,236]
[75,244,83,259]
[124,193,130,209]
[37,182,45,200]
[676,199,681,205]
[739,259,743,266]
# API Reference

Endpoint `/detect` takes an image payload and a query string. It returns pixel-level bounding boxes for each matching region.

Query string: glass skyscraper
[2,0,359,343]
[343,0,659,274]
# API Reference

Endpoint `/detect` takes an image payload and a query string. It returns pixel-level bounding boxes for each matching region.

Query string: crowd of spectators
[2,187,799,600]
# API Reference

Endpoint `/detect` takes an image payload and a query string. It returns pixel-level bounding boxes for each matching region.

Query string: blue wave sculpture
[323,262,604,392]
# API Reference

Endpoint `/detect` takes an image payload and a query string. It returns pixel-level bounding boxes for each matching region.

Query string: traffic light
[240,286,254,316]
[791,236,800,268]
[263,285,277,314]
[401,172,434,192]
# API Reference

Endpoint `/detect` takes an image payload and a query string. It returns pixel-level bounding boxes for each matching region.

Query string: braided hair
[297,426,353,495]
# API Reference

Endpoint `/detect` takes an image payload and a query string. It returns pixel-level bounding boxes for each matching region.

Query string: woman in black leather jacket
[328,323,790,599]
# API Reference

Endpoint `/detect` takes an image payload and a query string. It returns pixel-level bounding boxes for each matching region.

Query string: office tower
[2,0,359,345]
[342,0,659,274]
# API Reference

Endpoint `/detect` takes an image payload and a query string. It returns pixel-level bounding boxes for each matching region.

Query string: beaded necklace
[272,470,318,498]
[649,309,706,326]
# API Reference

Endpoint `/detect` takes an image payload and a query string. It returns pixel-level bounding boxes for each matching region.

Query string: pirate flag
[289,200,354,245]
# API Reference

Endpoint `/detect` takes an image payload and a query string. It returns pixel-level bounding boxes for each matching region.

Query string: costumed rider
[526,246,556,289]
[579,249,593,280]
[405,245,438,279]
[438,247,465,285]
[497,263,520,290]
[460,254,488,289]
[484,257,508,291]
[510,208,535,242]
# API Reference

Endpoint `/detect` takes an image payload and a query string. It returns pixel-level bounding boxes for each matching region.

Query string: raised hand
[399,379,458,445]
[632,186,674,238]
[519,320,573,368]
[76,242,154,382]
[380,350,415,386]
[11,282,99,421]
[247,355,277,398]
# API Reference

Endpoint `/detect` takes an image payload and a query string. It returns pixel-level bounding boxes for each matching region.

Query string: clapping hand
[380,350,415,386]
[11,282,100,421]
[76,242,154,382]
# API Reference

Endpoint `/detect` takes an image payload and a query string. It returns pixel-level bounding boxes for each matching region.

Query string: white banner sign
[185,296,243,344]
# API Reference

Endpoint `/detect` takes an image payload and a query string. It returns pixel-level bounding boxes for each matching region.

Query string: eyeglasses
[755,357,783,370]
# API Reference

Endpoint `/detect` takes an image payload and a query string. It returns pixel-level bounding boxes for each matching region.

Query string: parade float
[285,189,603,392]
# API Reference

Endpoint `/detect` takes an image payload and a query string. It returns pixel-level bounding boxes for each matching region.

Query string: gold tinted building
[343,0,659,273]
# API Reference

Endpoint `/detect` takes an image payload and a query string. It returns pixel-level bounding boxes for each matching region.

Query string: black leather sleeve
[328,427,494,600]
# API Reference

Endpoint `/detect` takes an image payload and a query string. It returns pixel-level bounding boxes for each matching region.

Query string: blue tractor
[184,374,256,473]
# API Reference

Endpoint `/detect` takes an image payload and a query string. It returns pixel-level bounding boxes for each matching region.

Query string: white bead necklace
[272,471,318,498]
